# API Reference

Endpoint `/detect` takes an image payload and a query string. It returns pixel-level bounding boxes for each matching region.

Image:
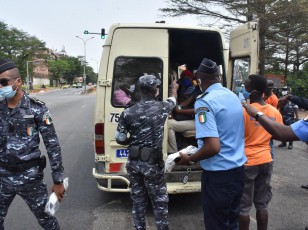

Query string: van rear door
[103,27,169,176]
[227,22,259,90]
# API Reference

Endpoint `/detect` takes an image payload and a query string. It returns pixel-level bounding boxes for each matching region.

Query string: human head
[265,79,274,96]
[179,70,194,87]
[0,58,22,100]
[245,74,267,100]
[195,58,220,92]
[136,74,161,97]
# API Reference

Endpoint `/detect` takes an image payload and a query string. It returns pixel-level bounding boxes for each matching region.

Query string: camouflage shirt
[0,92,64,183]
[117,95,176,148]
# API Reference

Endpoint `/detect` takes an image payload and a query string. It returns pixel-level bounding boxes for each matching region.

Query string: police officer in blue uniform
[0,59,65,230]
[178,58,247,230]
[115,75,177,230]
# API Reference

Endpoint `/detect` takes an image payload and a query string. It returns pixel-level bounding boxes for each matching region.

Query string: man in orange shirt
[264,80,279,108]
[239,75,283,230]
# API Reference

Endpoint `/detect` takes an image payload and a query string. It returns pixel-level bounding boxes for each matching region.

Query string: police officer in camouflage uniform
[115,75,178,230]
[0,59,65,230]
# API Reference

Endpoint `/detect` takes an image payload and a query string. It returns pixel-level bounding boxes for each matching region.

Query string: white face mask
[0,79,18,99]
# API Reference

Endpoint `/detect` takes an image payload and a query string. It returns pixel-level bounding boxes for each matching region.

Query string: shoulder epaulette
[196,92,209,99]
[29,96,45,106]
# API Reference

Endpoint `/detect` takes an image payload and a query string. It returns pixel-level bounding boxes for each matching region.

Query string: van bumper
[93,168,201,193]
[92,168,130,192]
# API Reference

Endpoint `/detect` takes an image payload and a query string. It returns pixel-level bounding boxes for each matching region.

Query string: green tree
[160,0,308,75]
[0,20,47,79]
[48,59,70,86]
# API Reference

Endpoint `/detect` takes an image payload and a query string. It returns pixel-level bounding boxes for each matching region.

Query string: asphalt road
[3,88,308,230]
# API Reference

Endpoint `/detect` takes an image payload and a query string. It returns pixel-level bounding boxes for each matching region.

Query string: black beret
[0,58,17,74]
[197,58,219,75]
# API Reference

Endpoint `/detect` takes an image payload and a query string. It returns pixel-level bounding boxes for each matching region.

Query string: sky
[1,0,201,72]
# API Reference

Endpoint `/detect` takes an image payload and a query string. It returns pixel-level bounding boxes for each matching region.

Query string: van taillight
[95,123,105,154]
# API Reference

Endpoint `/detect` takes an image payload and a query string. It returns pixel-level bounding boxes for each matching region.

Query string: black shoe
[305,226,308,230]
[288,145,293,149]
[278,143,286,147]
[301,185,308,189]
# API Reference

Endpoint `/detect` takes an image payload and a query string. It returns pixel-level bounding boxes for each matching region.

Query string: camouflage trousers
[126,161,169,230]
[0,173,59,230]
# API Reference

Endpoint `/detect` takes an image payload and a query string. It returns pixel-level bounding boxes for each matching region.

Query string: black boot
[256,209,268,230]
[301,185,308,189]
[238,215,250,230]
[288,142,293,149]
[278,142,286,147]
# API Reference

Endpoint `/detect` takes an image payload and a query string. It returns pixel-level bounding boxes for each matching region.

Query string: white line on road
[81,105,87,108]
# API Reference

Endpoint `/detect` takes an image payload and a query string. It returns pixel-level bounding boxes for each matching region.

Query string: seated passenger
[167,75,202,153]
[113,84,132,106]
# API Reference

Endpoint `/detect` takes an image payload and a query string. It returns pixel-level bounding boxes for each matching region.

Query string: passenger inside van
[113,84,132,106]
[167,69,202,153]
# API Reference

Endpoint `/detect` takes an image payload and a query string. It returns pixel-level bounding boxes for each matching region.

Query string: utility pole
[75,36,94,93]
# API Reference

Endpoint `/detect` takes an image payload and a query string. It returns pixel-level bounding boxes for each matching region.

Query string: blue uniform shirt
[291,119,308,142]
[194,83,247,171]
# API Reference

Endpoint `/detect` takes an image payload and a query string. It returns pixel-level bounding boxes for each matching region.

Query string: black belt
[0,158,41,172]
[128,146,163,165]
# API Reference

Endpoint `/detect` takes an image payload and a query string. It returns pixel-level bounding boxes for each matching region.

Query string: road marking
[81,105,87,108]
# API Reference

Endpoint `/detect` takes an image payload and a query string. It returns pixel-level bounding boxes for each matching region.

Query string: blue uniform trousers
[201,166,244,230]
[0,176,59,230]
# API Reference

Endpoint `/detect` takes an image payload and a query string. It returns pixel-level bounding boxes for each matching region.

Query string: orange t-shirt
[243,103,283,166]
[264,94,279,108]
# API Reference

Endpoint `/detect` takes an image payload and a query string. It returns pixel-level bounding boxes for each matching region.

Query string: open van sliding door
[227,22,259,91]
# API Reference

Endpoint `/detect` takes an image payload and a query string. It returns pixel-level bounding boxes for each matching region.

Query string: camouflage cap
[137,75,161,90]
[0,58,17,74]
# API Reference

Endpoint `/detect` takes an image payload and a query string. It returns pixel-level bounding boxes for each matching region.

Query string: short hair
[248,74,267,93]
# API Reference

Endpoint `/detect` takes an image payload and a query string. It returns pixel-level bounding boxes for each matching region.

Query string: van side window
[112,57,164,107]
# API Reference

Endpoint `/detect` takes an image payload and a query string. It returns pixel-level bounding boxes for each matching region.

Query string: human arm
[115,112,130,145]
[38,106,65,200]
[177,137,220,165]
[280,95,308,110]
[170,80,179,102]
[243,103,300,142]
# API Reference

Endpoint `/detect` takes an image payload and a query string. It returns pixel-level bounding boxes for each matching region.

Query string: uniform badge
[43,112,53,125]
[198,112,206,123]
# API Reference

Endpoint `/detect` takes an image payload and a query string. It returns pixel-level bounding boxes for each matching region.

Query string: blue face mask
[241,87,251,100]
[0,79,18,99]
[182,79,192,87]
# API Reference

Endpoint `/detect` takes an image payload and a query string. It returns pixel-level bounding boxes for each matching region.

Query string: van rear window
[112,57,163,107]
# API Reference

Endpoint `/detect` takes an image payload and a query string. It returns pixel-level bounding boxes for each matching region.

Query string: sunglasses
[0,78,17,87]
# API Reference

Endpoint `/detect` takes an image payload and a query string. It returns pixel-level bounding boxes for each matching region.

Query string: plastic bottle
[45,177,69,216]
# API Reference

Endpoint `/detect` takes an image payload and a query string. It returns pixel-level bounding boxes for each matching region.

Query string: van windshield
[112,57,163,107]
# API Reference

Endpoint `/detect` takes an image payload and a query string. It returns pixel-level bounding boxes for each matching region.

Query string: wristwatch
[255,112,264,121]
[177,105,183,110]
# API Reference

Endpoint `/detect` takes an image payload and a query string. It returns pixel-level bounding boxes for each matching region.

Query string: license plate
[116,149,129,158]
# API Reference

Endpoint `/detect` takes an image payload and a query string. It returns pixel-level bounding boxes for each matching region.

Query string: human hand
[176,152,193,166]
[242,102,258,117]
[52,183,65,202]
[280,94,292,102]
